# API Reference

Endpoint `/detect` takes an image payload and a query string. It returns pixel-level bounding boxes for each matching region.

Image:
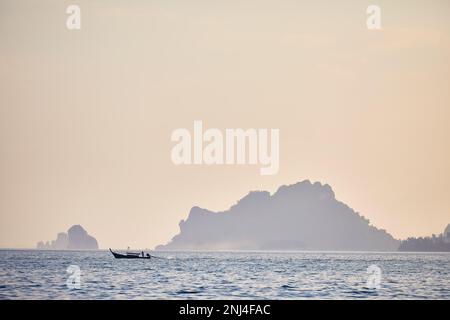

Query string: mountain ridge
[156,180,399,251]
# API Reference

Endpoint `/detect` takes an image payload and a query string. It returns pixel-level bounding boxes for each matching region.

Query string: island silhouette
[398,224,450,252]
[37,225,98,250]
[156,180,400,251]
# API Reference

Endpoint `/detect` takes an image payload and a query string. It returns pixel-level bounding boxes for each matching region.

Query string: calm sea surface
[0,250,449,299]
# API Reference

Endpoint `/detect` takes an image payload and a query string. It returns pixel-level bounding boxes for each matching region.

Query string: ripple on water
[0,250,449,299]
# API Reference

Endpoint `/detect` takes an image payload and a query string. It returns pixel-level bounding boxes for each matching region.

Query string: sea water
[0,250,449,299]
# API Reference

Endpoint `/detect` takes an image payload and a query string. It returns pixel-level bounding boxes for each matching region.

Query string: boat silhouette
[109,248,151,259]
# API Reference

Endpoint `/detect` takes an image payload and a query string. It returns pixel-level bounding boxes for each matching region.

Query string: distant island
[398,224,450,252]
[156,180,400,251]
[37,225,99,250]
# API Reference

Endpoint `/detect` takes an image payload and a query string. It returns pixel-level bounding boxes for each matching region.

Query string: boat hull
[109,249,151,259]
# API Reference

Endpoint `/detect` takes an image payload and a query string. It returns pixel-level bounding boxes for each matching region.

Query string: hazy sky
[1,0,449,249]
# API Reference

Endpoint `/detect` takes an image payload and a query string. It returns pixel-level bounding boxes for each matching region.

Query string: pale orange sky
[1,0,449,249]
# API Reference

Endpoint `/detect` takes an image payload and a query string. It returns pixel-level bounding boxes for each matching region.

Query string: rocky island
[37,225,99,250]
[156,180,400,251]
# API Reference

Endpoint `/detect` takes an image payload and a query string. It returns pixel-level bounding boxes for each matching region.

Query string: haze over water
[1,250,449,299]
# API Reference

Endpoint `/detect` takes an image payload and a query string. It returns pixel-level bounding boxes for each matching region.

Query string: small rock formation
[36,225,98,250]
